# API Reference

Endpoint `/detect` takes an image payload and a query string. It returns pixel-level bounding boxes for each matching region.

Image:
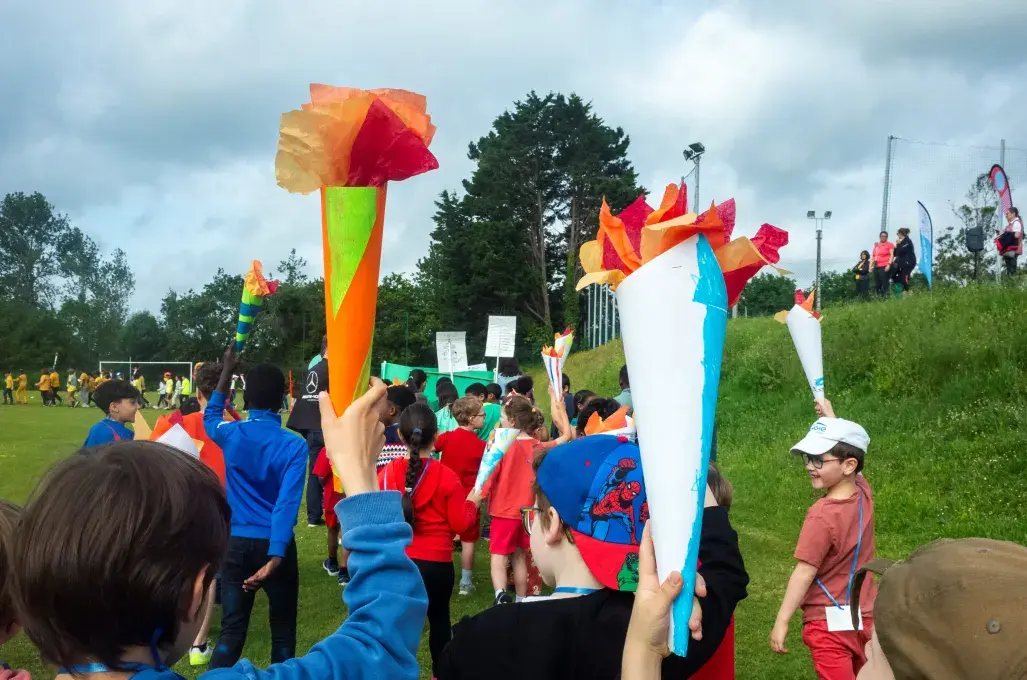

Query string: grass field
[3,285,1027,679]
[0,400,493,679]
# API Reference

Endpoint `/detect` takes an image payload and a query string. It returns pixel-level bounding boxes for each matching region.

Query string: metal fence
[882,136,1027,237]
[582,283,619,349]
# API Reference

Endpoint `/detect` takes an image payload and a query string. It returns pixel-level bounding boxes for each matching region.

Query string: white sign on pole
[467,363,488,372]
[485,316,517,358]
[436,331,469,377]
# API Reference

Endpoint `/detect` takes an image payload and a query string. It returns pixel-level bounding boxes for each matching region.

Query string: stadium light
[682,141,706,212]
[806,210,832,313]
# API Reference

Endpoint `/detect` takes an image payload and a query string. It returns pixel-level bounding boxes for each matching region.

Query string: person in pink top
[871,231,895,297]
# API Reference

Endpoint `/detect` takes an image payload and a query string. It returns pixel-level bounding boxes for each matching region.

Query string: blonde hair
[451,397,480,427]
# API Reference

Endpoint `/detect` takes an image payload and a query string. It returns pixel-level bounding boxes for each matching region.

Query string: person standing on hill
[890,228,916,297]
[49,368,62,405]
[870,232,894,297]
[996,206,1023,276]
[37,368,52,406]
[853,251,871,299]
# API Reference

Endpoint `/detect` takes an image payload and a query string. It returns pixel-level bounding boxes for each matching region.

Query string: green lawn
[4,286,1027,680]
[0,399,493,679]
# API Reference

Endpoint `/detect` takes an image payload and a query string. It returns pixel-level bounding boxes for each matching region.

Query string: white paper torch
[473,427,520,492]
[541,327,574,394]
[775,289,825,404]
[576,183,788,656]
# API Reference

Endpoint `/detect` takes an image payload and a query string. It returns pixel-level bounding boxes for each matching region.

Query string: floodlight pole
[807,211,832,313]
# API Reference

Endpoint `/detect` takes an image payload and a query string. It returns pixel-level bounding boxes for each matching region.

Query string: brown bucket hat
[851,538,1027,679]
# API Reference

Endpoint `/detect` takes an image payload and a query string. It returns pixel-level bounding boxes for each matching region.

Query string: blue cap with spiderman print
[535,433,647,592]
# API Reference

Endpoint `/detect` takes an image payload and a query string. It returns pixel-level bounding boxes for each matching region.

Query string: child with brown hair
[434,397,487,595]
[0,500,28,680]
[482,390,573,605]
[11,380,430,680]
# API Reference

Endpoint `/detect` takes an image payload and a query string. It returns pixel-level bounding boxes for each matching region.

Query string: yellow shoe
[189,644,213,666]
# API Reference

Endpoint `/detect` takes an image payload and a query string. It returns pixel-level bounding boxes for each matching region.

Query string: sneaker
[189,643,213,666]
[493,590,514,606]
[338,569,351,588]
[323,558,340,576]
[459,581,474,596]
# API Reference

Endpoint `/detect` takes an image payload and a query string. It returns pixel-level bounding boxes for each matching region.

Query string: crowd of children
[2,340,1025,680]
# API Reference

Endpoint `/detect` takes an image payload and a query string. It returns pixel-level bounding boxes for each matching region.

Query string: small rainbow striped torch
[235,260,279,352]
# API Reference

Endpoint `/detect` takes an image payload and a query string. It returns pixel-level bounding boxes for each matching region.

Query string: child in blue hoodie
[202,348,307,666]
[11,378,428,680]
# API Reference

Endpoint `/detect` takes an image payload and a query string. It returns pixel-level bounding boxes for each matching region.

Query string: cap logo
[810,422,828,433]
[577,452,646,546]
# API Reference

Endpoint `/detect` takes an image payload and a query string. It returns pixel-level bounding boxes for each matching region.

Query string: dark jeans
[305,431,325,524]
[414,559,455,678]
[2,388,11,404]
[210,537,299,668]
[1004,253,1019,276]
[874,268,889,296]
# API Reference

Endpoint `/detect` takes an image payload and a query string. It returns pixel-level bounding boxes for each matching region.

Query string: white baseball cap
[791,417,870,456]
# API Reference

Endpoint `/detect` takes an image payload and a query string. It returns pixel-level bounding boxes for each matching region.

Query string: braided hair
[398,403,438,526]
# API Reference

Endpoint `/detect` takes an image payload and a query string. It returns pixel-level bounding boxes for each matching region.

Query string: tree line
[1,95,1003,378]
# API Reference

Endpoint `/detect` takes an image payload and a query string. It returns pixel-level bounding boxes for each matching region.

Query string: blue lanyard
[58,629,174,677]
[553,586,599,596]
[815,489,864,609]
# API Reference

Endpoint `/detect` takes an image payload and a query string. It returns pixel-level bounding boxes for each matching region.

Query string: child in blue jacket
[202,350,307,666]
[10,378,429,680]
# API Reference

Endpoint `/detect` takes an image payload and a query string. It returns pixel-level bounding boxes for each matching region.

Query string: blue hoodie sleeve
[267,438,307,557]
[200,492,428,680]
[203,391,232,447]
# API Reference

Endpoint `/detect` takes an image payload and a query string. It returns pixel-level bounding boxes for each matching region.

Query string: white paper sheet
[784,304,825,401]
[615,234,728,657]
[156,423,201,458]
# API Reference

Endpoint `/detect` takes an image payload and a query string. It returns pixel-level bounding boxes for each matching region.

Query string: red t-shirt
[481,437,538,520]
[378,457,479,562]
[794,475,877,623]
[872,241,894,268]
[435,427,486,491]
[312,448,344,514]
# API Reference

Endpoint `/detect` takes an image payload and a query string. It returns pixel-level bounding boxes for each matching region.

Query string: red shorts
[489,516,529,555]
[801,618,873,680]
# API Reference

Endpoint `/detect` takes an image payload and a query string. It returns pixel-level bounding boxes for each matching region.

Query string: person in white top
[998,206,1023,275]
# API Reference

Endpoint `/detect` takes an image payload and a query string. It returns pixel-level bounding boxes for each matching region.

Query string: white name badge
[825,605,863,632]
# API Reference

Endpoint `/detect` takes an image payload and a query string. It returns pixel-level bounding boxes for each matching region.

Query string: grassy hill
[531,285,1027,679]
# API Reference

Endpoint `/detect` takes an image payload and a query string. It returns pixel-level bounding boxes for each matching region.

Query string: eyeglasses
[520,506,539,535]
[801,454,841,470]
[474,411,486,419]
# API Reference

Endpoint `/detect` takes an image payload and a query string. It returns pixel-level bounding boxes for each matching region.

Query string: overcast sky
[2,0,1026,312]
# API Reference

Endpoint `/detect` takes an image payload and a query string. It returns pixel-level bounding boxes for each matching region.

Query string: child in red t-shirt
[434,397,487,595]
[482,389,573,606]
[312,447,349,586]
[771,401,877,680]
[378,403,483,678]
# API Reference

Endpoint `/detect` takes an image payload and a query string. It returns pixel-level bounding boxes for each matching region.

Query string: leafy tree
[373,273,438,368]
[738,273,797,317]
[934,173,1000,285]
[0,192,72,308]
[118,311,164,361]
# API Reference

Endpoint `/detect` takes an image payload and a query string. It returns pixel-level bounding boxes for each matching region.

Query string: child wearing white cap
[770,400,878,680]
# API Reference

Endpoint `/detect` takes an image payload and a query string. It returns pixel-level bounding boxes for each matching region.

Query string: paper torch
[473,427,520,492]
[541,327,574,393]
[235,260,279,352]
[577,182,788,656]
[276,86,438,423]
[775,289,824,403]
